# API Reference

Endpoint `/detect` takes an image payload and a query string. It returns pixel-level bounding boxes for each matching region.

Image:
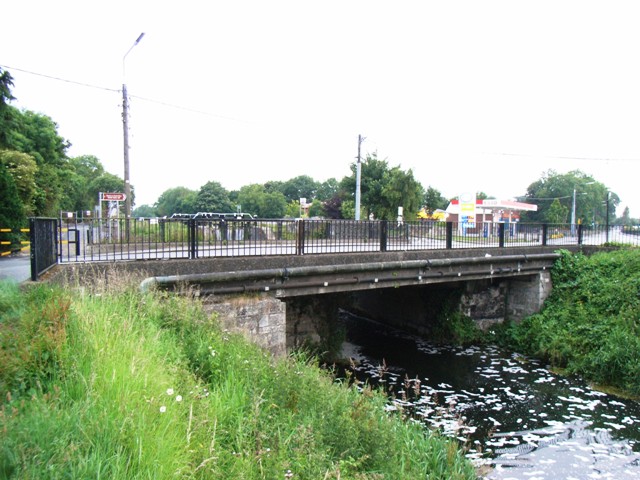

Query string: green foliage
[237,183,287,218]
[276,175,319,203]
[0,150,37,216]
[60,155,110,213]
[380,166,424,221]
[546,198,568,224]
[154,186,197,217]
[430,293,485,345]
[195,180,234,213]
[423,186,449,214]
[340,153,425,221]
[0,283,475,479]
[308,199,324,217]
[315,178,339,201]
[502,248,640,396]
[132,204,157,218]
[522,169,619,224]
[0,162,25,247]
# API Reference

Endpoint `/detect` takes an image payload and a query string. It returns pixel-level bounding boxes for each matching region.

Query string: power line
[130,94,252,123]
[487,151,640,163]
[1,64,251,123]
[1,64,119,93]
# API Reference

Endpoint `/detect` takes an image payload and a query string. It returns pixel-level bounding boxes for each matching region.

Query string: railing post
[188,219,197,259]
[297,219,305,255]
[445,222,453,249]
[542,224,548,246]
[29,217,37,281]
[577,223,584,245]
[380,220,388,251]
[498,222,505,248]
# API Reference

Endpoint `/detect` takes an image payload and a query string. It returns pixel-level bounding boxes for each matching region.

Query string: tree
[308,199,324,217]
[0,150,38,216]
[0,68,16,149]
[340,153,390,219]
[316,178,339,201]
[88,173,129,217]
[380,167,424,221]
[522,170,619,224]
[60,155,107,213]
[423,186,449,214]
[1,107,71,216]
[237,184,287,218]
[132,204,157,218]
[340,153,425,221]
[0,162,25,249]
[155,187,197,217]
[278,175,319,203]
[546,198,569,224]
[322,195,344,219]
[617,206,632,226]
[195,181,233,213]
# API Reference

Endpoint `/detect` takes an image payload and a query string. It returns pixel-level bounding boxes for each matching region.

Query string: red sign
[101,192,126,201]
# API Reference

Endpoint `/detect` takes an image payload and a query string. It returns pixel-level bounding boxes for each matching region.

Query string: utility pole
[571,188,576,236]
[355,134,365,220]
[122,32,145,226]
[122,83,131,220]
[605,190,610,243]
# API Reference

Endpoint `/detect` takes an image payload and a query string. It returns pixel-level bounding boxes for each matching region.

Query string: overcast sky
[3,1,640,216]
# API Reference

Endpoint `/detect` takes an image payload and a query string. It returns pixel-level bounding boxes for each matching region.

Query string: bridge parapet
[141,251,561,298]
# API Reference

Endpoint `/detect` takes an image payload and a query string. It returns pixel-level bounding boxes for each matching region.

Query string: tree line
[1,66,636,235]
[137,153,449,222]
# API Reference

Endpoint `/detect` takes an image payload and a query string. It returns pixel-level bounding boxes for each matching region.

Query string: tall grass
[499,248,640,396]
[0,280,475,479]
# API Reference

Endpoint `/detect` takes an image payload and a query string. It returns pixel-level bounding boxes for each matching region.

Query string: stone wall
[201,293,287,356]
[505,271,553,322]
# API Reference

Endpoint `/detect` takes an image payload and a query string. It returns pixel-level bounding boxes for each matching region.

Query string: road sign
[100,193,126,201]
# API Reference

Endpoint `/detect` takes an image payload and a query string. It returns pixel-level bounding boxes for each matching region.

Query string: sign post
[99,192,127,240]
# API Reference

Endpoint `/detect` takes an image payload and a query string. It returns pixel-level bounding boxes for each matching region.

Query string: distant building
[446,199,537,233]
[446,199,537,222]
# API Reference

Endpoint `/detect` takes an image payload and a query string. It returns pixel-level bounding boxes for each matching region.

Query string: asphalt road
[0,254,31,283]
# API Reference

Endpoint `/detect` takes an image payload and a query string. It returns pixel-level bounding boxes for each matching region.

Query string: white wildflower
[159,406,167,413]
[166,388,174,396]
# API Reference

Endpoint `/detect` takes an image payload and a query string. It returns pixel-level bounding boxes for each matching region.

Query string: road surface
[0,254,31,283]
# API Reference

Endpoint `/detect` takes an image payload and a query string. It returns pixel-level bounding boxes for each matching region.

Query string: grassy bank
[0,280,475,479]
[499,248,640,397]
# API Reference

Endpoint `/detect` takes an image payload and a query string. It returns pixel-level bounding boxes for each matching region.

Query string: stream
[339,313,640,479]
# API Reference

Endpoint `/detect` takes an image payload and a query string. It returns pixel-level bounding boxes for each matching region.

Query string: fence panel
[45,217,640,265]
[30,218,58,280]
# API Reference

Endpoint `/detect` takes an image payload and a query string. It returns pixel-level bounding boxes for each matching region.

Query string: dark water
[340,313,640,479]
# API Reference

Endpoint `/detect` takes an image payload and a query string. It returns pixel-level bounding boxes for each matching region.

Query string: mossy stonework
[202,293,287,356]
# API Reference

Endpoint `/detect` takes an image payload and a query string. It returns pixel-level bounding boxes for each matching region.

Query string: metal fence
[46,217,640,263]
[30,218,58,280]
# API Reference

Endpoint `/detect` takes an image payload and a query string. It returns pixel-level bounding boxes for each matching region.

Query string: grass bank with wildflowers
[497,248,640,397]
[0,279,475,479]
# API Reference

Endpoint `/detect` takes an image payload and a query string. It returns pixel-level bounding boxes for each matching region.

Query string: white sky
[3,0,640,216]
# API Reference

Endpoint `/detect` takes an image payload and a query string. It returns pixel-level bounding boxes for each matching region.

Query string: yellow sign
[459,193,476,225]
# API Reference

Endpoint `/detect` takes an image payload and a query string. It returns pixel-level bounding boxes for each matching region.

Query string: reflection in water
[340,313,640,479]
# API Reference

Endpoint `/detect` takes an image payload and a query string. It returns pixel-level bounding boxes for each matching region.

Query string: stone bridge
[45,245,590,356]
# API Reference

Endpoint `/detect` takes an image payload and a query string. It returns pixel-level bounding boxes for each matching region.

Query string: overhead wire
[0,63,250,123]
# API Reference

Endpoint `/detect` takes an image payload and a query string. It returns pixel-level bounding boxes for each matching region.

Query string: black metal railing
[45,217,640,264]
[30,218,58,280]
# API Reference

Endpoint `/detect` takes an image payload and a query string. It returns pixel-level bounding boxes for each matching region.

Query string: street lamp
[122,32,145,221]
